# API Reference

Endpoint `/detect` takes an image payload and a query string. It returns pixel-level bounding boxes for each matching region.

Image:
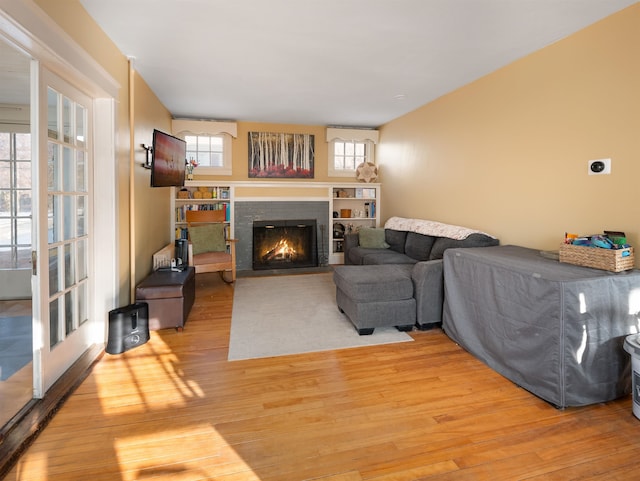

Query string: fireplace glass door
[253,220,317,270]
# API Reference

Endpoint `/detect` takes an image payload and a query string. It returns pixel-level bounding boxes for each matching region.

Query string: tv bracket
[141,143,153,169]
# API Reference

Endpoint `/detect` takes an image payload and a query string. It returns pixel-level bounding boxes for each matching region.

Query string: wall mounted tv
[150,129,186,187]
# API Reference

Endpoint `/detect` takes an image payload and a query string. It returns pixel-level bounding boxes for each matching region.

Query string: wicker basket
[559,243,635,272]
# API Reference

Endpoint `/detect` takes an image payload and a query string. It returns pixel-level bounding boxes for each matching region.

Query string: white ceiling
[2,1,637,127]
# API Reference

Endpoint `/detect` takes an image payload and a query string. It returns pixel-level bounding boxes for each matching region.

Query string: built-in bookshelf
[172,183,233,240]
[170,181,379,265]
[329,184,380,264]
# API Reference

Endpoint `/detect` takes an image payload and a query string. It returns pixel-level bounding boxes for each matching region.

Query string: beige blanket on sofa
[384,217,495,241]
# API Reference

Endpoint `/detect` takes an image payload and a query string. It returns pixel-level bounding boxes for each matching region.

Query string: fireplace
[253,219,318,270]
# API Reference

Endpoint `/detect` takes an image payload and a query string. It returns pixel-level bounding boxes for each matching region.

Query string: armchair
[186,209,237,283]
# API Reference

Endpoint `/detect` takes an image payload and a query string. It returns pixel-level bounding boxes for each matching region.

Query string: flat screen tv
[150,129,186,187]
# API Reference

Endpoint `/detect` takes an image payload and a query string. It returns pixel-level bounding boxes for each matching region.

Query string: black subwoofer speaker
[106,302,150,354]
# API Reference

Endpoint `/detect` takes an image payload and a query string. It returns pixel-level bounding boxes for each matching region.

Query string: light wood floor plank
[5,271,640,480]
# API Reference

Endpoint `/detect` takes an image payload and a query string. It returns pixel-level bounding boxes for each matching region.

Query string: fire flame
[269,239,296,259]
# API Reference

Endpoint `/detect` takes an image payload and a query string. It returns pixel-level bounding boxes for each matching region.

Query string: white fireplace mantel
[185,180,380,202]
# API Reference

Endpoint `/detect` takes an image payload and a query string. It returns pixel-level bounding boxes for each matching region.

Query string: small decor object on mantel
[356,161,378,183]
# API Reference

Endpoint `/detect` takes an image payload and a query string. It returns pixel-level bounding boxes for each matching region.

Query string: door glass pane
[77,196,87,237]
[64,243,74,289]
[47,194,59,244]
[49,246,59,296]
[77,196,86,237]
[63,146,73,192]
[76,104,85,148]
[78,282,88,326]
[62,96,72,144]
[49,297,61,348]
[76,151,86,192]
[47,87,58,140]
[63,195,74,240]
[64,290,75,335]
[47,142,59,191]
[77,238,87,281]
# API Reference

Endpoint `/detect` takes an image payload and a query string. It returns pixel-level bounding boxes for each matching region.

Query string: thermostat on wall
[588,158,611,175]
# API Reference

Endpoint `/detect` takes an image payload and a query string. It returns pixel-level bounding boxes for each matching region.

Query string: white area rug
[228,273,413,361]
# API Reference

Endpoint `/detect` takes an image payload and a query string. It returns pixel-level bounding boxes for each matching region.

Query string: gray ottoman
[333,264,416,335]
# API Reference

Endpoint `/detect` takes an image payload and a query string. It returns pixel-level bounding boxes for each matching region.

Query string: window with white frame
[172,119,237,176]
[185,134,225,167]
[0,131,32,269]
[332,139,371,172]
[326,128,379,177]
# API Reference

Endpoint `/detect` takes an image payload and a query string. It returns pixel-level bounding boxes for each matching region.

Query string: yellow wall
[378,4,640,252]
[132,72,173,282]
[195,4,640,251]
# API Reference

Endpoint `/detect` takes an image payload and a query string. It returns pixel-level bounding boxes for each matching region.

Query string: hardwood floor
[4,273,640,480]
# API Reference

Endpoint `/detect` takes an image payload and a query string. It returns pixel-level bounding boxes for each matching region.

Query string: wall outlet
[588,158,611,175]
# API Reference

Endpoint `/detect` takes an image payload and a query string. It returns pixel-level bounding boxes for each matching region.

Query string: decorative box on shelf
[559,243,635,272]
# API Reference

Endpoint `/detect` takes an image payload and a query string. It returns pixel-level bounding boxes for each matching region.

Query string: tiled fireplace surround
[234,201,330,271]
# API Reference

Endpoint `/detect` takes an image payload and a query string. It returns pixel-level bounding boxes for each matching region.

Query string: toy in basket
[559,232,634,272]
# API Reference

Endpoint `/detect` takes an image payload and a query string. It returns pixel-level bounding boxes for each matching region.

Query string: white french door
[32,68,94,395]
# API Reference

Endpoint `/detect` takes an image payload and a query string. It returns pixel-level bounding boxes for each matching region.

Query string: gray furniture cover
[443,245,640,407]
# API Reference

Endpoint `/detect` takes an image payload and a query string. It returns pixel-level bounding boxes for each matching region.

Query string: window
[172,119,237,176]
[332,139,372,173]
[185,134,225,168]
[326,127,379,177]
[0,132,32,269]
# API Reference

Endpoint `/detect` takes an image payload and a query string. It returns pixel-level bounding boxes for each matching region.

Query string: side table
[135,267,195,331]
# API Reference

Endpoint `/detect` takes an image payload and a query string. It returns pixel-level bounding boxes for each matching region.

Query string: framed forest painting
[248,131,314,178]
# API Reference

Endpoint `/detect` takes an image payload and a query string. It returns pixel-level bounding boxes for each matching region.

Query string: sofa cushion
[361,250,417,265]
[358,227,390,249]
[404,232,436,261]
[385,229,407,254]
[347,247,415,265]
[429,233,500,260]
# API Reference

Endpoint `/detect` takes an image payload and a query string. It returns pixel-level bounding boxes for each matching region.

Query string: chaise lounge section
[333,264,416,335]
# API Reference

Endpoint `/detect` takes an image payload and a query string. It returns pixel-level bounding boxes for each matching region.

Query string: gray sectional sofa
[337,217,499,330]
